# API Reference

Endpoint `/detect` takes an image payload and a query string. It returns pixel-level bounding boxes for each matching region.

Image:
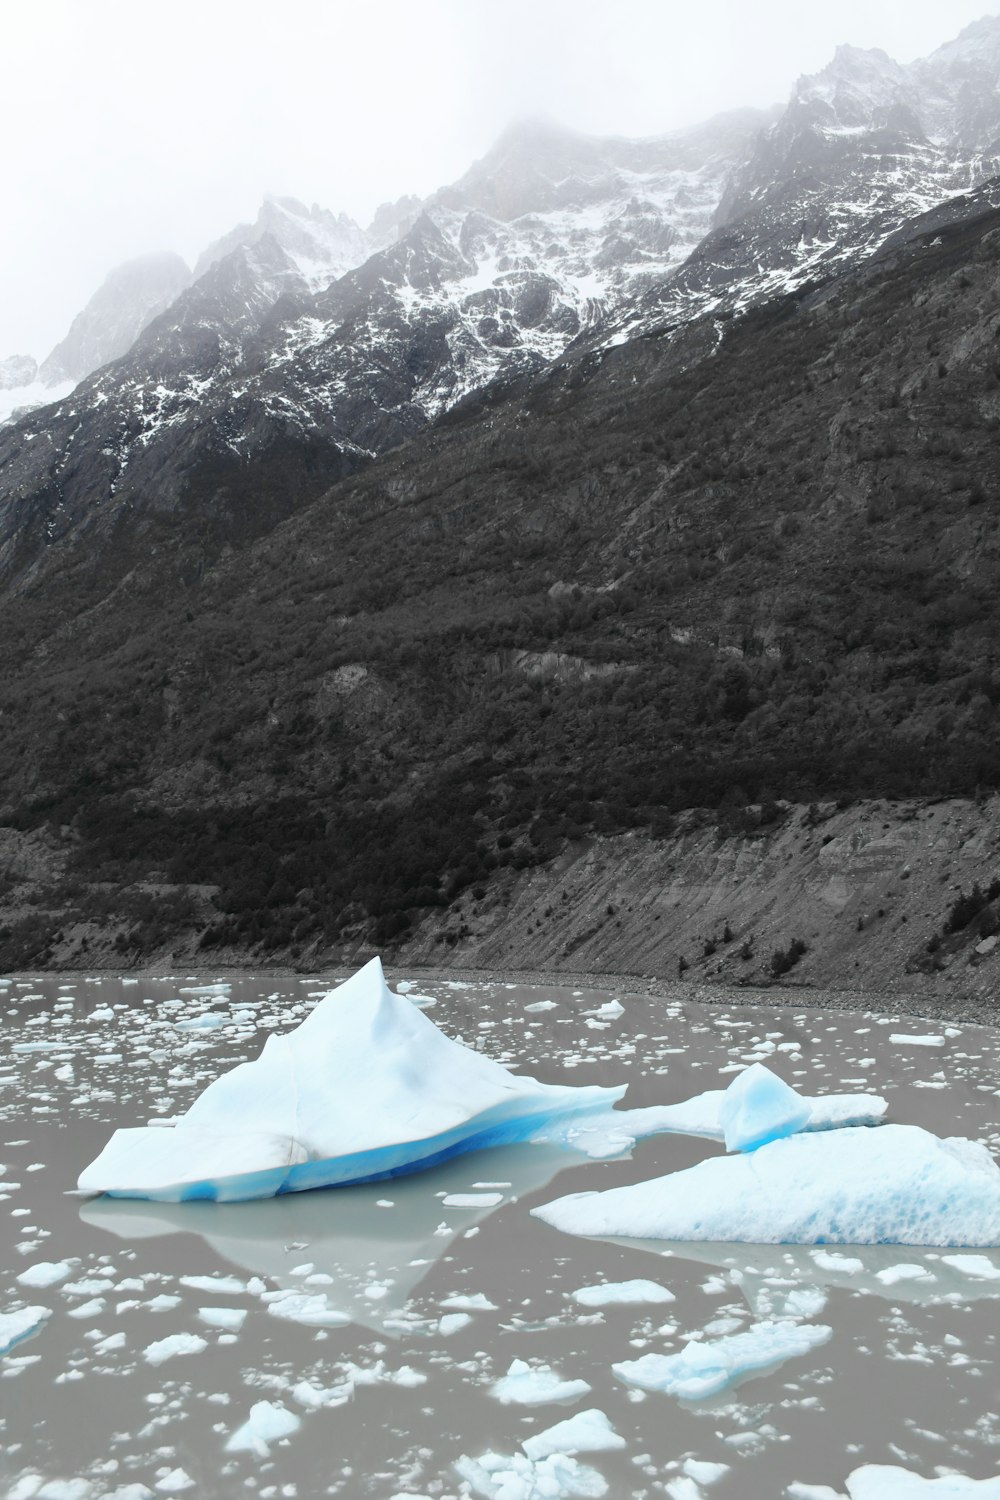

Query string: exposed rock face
[0,355,37,390]
[38,251,191,385]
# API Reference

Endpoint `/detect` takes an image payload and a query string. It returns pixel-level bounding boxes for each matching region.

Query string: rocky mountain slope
[3,15,1000,989]
[2,172,1000,984]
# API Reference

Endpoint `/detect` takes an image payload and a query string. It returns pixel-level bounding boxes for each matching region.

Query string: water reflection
[81,1139,587,1335]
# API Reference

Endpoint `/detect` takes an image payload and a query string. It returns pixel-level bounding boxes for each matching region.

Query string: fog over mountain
[2,0,993,356]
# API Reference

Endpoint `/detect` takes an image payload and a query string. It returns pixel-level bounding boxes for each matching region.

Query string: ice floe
[0,1305,50,1356]
[613,1319,832,1401]
[77,958,624,1201]
[521,1408,625,1459]
[570,1279,674,1307]
[225,1400,301,1454]
[845,1467,1000,1497]
[534,1125,1000,1246]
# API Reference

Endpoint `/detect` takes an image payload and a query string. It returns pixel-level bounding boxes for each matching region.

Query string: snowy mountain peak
[193,198,368,290]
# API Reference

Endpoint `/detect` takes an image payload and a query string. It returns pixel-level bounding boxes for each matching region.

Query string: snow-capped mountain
[192,195,370,289]
[39,251,191,385]
[619,14,1000,336]
[3,15,1000,595]
[0,355,37,391]
[0,108,768,585]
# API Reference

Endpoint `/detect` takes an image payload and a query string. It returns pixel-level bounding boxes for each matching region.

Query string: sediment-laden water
[2,972,999,1499]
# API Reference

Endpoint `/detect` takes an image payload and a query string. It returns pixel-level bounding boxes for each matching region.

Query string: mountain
[192,195,368,286]
[0,108,768,596]
[617,15,1000,338]
[2,178,1000,972]
[3,17,1000,976]
[38,250,191,386]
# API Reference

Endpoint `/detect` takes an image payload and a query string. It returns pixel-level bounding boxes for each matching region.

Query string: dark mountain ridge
[2,178,1000,970]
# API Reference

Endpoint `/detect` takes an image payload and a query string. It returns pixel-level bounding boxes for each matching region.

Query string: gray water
[1,972,999,1499]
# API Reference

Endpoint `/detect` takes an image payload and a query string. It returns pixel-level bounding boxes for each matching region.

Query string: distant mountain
[38,251,191,386]
[0,355,37,390]
[0,107,768,593]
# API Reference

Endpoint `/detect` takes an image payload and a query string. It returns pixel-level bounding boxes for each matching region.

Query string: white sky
[1,0,995,357]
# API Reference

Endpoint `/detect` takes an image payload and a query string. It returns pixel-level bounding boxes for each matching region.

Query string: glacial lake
[2,971,1000,1500]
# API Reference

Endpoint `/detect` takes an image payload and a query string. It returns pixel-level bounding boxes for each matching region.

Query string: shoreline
[8,962,997,1031]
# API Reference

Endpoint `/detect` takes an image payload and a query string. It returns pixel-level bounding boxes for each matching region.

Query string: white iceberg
[719,1062,812,1151]
[613,1319,832,1401]
[225,1400,301,1454]
[533,1125,1000,1246]
[77,958,624,1202]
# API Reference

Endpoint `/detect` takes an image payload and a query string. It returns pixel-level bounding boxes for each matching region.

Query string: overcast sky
[2,0,995,357]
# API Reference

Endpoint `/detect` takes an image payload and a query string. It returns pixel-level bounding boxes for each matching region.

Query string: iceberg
[533,1125,1000,1246]
[718,1061,812,1151]
[0,1305,50,1357]
[545,1066,886,1160]
[845,1467,1000,1498]
[77,958,624,1202]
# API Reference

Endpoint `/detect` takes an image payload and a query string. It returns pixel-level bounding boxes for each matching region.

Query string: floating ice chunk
[153,1469,195,1492]
[175,1014,228,1031]
[846,1466,1000,1497]
[490,1358,592,1406]
[525,1001,558,1012]
[143,1332,208,1365]
[0,1305,50,1356]
[179,1274,246,1295]
[941,1254,1000,1280]
[265,1291,350,1327]
[875,1264,933,1286]
[443,1192,504,1208]
[522,1408,626,1459]
[438,1312,472,1335]
[720,1064,813,1152]
[570,1280,674,1307]
[614,1320,832,1401]
[593,1001,624,1019]
[441,1293,497,1311]
[683,1459,729,1486]
[198,1306,247,1331]
[79,958,623,1202]
[888,1034,945,1047]
[535,1125,1000,1246]
[455,1449,608,1498]
[225,1400,301,1454]
[17,1260,73,1288]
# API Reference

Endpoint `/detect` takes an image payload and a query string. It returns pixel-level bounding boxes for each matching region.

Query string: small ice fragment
[888,1034,945,1047]
[266,1292,350,1327]
[875,1264,932,1286]
[17,1260,73,1288]
[615,1321,831,1401]
[440,1293,498,1311]
[490,1357,591,1406]
[179,1274,246,1294]
[143,1333,208,1365]
[438,1312,472,1336]
[154,1469,196,1492]
[455,1451,607,1498]
[522,1407,626,1459]
[571,1279,674,1307]
[225,1400,301,1454]
[941,1254,1000,1281]
[525,1001,557,1012]
[198,1307,247,1331]
[442,1193,503,1208]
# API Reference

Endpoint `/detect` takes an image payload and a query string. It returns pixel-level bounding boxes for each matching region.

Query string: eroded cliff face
[6,795,996,1020]
[393,796,1000,1010]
